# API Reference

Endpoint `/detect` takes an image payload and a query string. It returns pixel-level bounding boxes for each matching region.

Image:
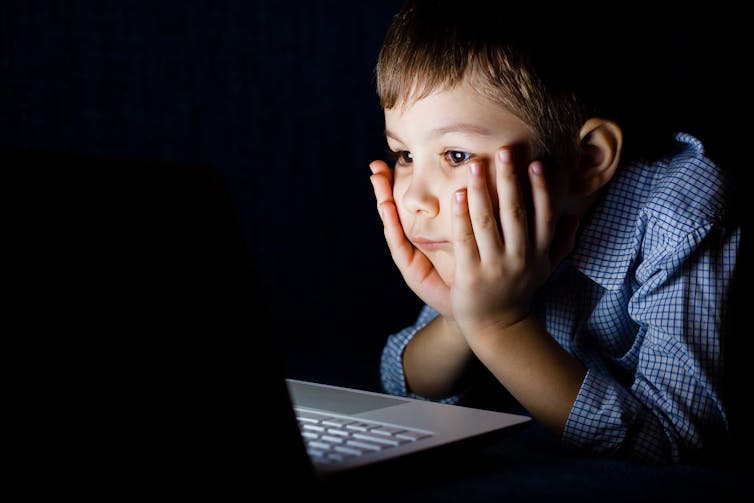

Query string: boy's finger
[369,159,392,177]
[452,189,480,270]
[528,160,555,257]
[368,160,413,269]
[379,200,416,272]
[370,173,393,206]
[466,160,503,262]
[370,161,395,211]
[495,148,528,257]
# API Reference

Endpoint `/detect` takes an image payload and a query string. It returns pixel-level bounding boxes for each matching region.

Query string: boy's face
[384,81,539,286]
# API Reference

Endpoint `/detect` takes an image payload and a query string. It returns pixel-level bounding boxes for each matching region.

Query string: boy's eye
[444,150,473,166]
[391,150,413,166]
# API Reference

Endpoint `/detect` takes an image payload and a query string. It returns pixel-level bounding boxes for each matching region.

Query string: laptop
[8,149,530,496]
[287,378,530,477]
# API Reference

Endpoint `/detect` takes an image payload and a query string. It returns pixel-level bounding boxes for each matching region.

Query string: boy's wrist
[441,316,463,338]
[438,316,473,355]
[458,311,533,349]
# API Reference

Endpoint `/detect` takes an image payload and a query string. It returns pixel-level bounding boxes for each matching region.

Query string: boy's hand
[369,160,453,317]
[450,148,578,341]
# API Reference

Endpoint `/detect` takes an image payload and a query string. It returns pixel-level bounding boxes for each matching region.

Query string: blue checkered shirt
[379,133,740,463]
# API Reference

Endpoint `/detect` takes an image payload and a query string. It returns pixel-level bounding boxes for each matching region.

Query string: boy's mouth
[411,236,450,251]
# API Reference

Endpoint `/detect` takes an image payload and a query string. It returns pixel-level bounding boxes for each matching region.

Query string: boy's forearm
[465,315,586,435]
[402,316,474,399]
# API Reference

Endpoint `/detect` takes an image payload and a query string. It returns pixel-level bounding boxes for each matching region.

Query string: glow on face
[384,81,536,285]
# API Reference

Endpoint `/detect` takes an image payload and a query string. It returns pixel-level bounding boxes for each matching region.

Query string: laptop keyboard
[295,409,434,466]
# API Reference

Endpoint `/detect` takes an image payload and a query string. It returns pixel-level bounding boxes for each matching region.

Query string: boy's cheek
[433,254,455,287]
[391,174,407,196]
[392,183,408,216]
[393,197,413,234]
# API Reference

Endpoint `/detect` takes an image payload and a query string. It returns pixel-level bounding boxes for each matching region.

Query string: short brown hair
[376,0,588,165]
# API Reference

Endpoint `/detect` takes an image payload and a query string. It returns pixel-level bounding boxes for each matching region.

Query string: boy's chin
[418,252,454,287]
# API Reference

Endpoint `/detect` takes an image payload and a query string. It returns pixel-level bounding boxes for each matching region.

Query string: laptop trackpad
[289,381,408,414]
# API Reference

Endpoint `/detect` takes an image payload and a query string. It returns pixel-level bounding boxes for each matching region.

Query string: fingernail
[530,161,544,175]
[369,162,378,174]
[454,190,466,203]
[498,148,512,163]
[470,162,482,176]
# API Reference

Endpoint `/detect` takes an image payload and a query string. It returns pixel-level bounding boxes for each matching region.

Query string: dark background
[2,1,747,393]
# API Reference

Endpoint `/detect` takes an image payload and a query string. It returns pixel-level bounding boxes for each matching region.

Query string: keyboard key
[333,445,363,456]
[320,435,345,444]
[370,425,406,436]
[308,441,332,451]
[344,423,371,432]
[296,415,320,424]
[395,431,432,442]
[302,424,325,433]
[352,433,402,446]
[321,418,355,428]
[346,440,382,451]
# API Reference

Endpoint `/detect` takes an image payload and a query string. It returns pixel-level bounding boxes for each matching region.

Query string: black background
[2,1,747,392]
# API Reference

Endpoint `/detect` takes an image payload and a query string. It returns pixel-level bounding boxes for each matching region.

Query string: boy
[368,0,740,463]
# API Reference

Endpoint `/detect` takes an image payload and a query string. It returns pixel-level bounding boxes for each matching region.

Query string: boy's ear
[572,118,623,196]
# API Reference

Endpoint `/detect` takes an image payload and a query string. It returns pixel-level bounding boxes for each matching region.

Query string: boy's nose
[402,169,439,216]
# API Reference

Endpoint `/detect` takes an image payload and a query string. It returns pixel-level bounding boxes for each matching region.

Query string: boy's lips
[411,236,450,250]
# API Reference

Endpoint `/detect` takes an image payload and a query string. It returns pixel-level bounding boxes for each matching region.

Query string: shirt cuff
[562,368,641,454]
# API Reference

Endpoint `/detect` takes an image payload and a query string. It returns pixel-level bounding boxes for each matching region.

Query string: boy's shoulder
[615,132,733,234]
[571,133,737,288]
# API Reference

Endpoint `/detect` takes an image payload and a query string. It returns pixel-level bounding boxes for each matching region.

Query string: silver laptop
[287,378,531,476]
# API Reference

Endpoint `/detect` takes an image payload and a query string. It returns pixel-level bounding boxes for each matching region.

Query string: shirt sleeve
[379,304,466,404]
[563,222,740,463]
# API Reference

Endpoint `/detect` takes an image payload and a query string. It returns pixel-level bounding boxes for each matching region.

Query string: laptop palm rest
[289,380,409,414]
